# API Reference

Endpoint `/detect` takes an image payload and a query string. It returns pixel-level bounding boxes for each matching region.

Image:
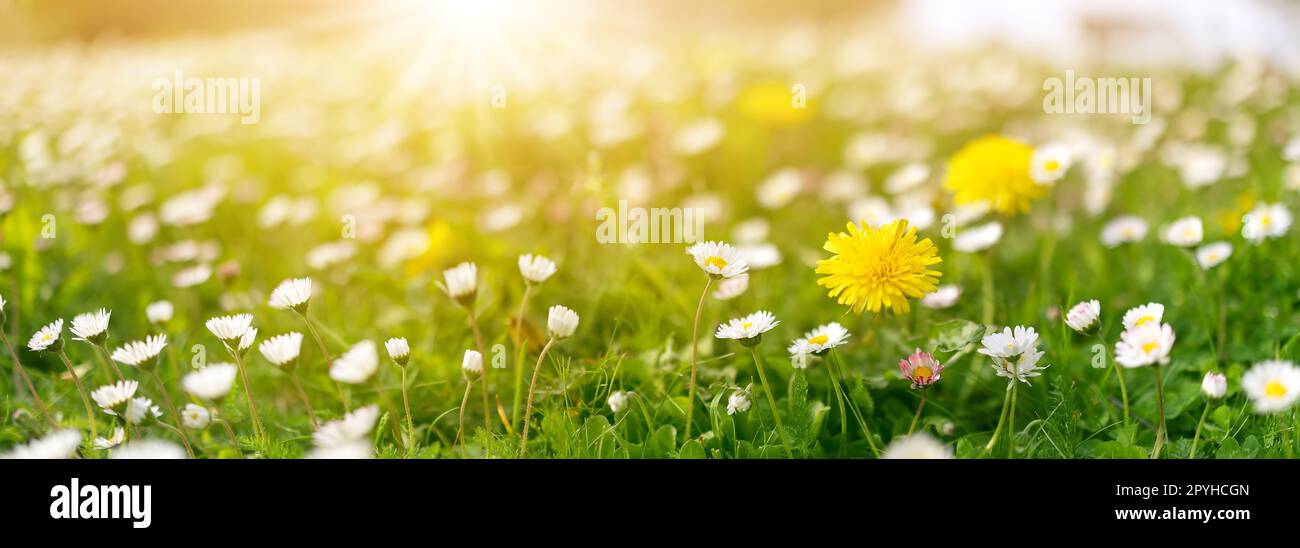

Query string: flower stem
[287,370,319,428]
[90,342,124,380]
[510,284,533,430]
[825,356,849,456]
[55,349,97,440]
[466,306,491,434]
[519,338,556,458]
[1006,381,1019,458]
[982,382,1014,455]
[908,391,927,435]
[0,330,55,427]
[456,379,474,459]
[1105,335,1131,440]
[829,350,879,456]
[301,311,348,413]
[750,347,793,458]
[1151,364,1167,459]
[148,368,195,458]
[401,366,414,457]
[685,277,713,442]
[214,414,242,458]
[1189,400,1210,459]
[228,347,265,442]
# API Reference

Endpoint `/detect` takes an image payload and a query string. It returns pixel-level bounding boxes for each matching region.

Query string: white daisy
[385,337,410,366]
[1241,360,1300,414]
[881,432,954,459]
[672,117,724,156]
[330,340,379,384]
[1163,216,1203,247]
[953,221,1003,253]
[1114,322,1176,368]
[1242,202,1292,243]
[736,243,782,270]
[1101,216,1148,247]
[123,397,162,425]
[921,285,961,309]
[171,263,212,288]
[715,311,780,345]
[1065,300,1101,333]
[268,277,313,311]
[712,274,749,301]
[110,334,168,367]
[313,404,380,448]
[884,162,930,194]
[686,241,749,279]
[145,300,173,324]
[1,429,81,459]
[91,380,138,415]
[258,332,304,367]
[978,326,1039,359]
[1195,242,1233,269]
[547,305,580,340]
[305,440,373,459]
[731,218,770,245]
[789,322,850,355]
[726,390,752,415]
[93,427,125,450]
[756,168,802,210]
[206,313,253,341]
[181,403,210,429]
[438,262,478,303]
[518,254,558,285]
[182,364,237,401]
[69,309,111,343]
[1030,144,1072,185]
[111,440,186,459]
[462,349,483,379]
[27,318,63,351]
[1121,303,1164,331]
[1201,372,1227,399]
[607,391,629,413]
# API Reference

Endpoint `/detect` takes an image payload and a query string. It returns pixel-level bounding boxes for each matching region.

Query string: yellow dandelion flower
[943,135,1042,215]
[815,219,942,315]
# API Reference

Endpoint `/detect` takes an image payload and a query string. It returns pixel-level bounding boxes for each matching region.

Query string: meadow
[1,11,1299,459]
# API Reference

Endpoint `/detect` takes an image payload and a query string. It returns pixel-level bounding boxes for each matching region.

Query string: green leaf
[929,319,987,353]
[678,440,706,459]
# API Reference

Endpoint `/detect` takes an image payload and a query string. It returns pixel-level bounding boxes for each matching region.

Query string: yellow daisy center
[1141,341,1159,354]
[1044,159,1060,172]
[1136,315,1155,327]
[1205,253,1219,262]
[741,322,752,331]
[1261,214,1272,227]
[913,366,933,381]
[705,256,728,270]
[1265,380,1287,398]
[807,335,828,345]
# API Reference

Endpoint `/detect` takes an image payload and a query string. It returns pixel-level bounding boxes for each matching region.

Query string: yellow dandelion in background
[815,219,942,315]
[737,82,813,126]
[943,135,1042,215]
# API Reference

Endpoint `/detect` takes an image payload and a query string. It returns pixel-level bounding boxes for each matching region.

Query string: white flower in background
[686,241,749,279]
[111,440,186,459]
[127,213,159,244]
[146,300,173,324]
[93,427,125,450]
[821,171,867,203]
[1,429,81,459]
[922,285,961,309]
[461,349,483,379]
[181,403,210,429]
[731,218,770,244]
[712,274,749,300]
[1241,360,1300,414]
[268,277,313,311]
[110,335,168,367]
[0,293,5,314]
[847,196,893,227]
[182,364,237,401]
[716,311,780,345]
[1163,216,1203,247]
[1114,322,1176,368]
[306,241,357,270]
[883,162,930,194]
[547,305,580,340]
[91,380,138,415]
[1030,144,1072,185]
[789,322,850,355]
[331,340,379,384]
[1122,303,1164,331]
[439,262,478,303]
[1101,216,1148,247]
[313,404,380,448]
[727,390,752,415]
[159,185,223,227]
[385,337,410,366]
[756,168,802,209]
[953,221,1003,253]
[258,332,303,367]
[881,432,954,459]
[518,254,557,285]
[1195,242,1232,269]
[206,313,253,341]
[891,199,937,230]
[1065,300,1101,333]
[736,243,782,269]
[950,200,990,226]
[306,440,374,459]
[1284,164,1300,191]
[123,397,162,425]
[27,318,63,351]
[1201,372,1227,399]
[171,263,212,288]
[607,390,629,413]
[1242,202,1291,243]
[672,117,724,156]
[1176,145,1226,189]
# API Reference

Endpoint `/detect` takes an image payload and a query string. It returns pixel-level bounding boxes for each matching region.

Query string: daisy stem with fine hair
[982,381,1014,455]
[519,337,556,458]
[1099,329,1131,440]
[0,329,56,427]
[908,391,927,435]
[685,277,713,442]
[830,349,879,456]
[466,307,491,432]
[510,283,533,430]
[1151,364,1167,459]
[299,311,349,413]
[456,378,474,459]
[147,367,196,458]
[287,370,319,428]
[53,348,97,440]
[227,343,266,442]
[401,365,414,457]
[750,347,793,458]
